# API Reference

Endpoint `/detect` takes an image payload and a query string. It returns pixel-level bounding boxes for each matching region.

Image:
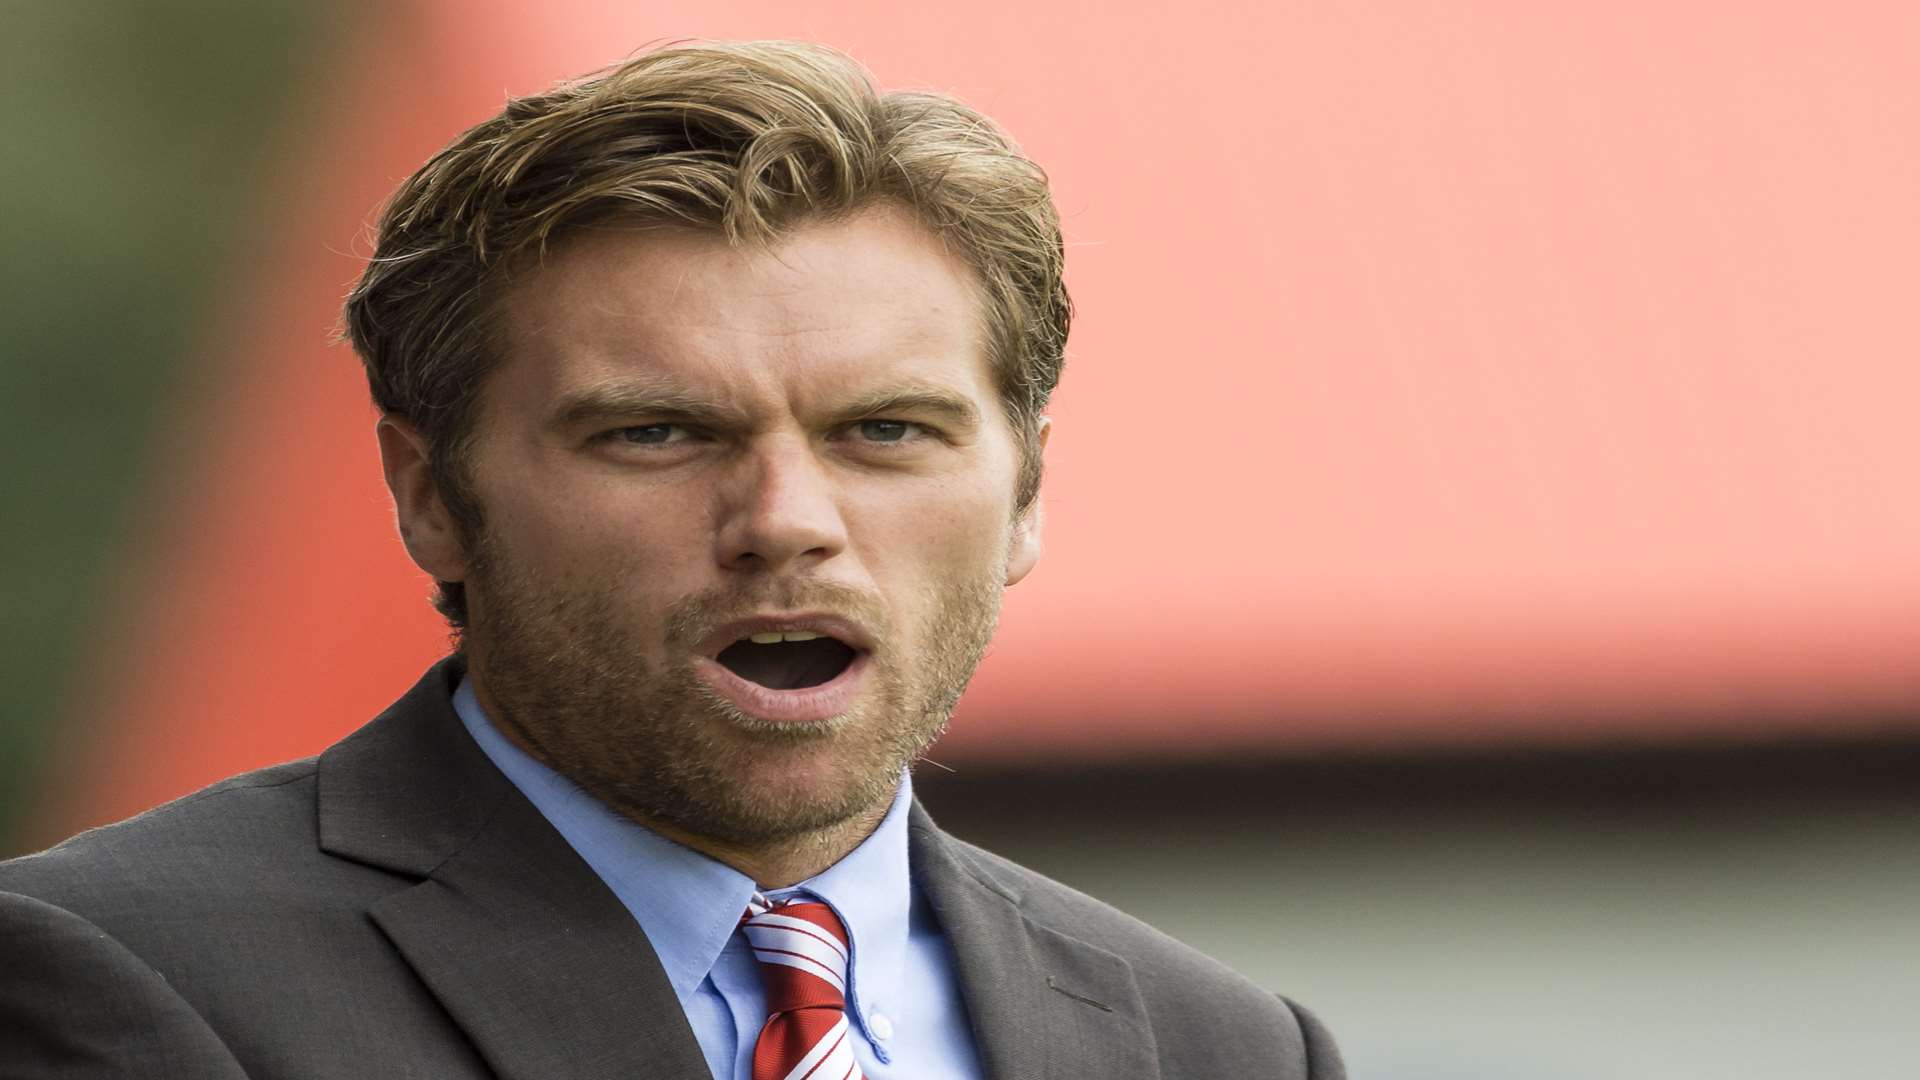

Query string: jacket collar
[317,657,710,1078]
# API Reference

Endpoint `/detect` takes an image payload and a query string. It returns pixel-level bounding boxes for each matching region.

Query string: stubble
[460,533,1005,851]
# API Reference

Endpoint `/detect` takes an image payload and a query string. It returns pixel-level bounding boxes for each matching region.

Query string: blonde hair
[342,40,1070,627]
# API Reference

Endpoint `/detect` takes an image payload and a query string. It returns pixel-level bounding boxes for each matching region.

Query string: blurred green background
[0,1,326,840]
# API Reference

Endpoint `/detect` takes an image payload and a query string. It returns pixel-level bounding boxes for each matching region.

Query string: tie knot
[741,897,851,1013]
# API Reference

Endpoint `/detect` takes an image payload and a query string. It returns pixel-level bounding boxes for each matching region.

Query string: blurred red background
[37,1,1920,837]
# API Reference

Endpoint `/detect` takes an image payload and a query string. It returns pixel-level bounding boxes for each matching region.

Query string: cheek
[863,485,1013,579]
[478,467,707,581]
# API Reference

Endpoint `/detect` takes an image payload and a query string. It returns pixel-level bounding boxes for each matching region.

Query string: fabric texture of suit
[0,659,1344,1079]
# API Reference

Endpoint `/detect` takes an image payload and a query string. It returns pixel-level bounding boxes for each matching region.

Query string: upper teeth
[747,630,823,644]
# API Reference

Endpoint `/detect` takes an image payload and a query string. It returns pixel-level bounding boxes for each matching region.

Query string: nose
[713,434,849,575]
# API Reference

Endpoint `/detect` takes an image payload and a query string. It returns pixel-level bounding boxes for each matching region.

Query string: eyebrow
[837,384,983,431]
[549,378,747,431]
[547,375,984,433]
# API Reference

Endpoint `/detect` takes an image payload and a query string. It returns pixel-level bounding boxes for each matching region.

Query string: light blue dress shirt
[452,678,984,1080]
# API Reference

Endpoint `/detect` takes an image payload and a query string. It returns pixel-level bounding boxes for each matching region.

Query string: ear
[375,416,470,584]
[1005,417,1051,586]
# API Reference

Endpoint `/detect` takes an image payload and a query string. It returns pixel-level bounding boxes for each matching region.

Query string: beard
[459,531,1006,849]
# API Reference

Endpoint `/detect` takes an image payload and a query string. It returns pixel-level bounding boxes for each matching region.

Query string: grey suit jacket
[0,660,1343,1079]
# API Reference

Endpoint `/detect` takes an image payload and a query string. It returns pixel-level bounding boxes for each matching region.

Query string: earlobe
[1005,416,1051,587]
[1005,499,1044,586]
[375,417,470,584]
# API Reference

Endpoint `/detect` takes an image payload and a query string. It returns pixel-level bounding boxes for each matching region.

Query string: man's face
[437,204,1046,847]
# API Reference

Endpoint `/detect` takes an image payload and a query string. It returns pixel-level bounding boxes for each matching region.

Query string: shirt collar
[763,766,915,1017]
[451,675,913,1013]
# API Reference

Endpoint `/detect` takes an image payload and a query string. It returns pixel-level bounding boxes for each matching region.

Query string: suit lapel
[318,659,711,1079]
[910,806,1162,1080]
[368,793,711,1079]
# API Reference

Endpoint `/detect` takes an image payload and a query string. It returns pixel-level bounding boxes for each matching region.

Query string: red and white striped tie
[741,895,867,1080]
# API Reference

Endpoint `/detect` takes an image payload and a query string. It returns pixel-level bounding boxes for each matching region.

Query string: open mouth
[714,634,859,690]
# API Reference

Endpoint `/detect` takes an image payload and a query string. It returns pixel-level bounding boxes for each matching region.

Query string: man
[1,41,1343,1079]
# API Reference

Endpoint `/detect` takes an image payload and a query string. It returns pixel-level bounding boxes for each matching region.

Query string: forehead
[491,205,996,415]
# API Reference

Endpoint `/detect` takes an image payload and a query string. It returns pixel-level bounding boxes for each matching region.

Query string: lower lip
[694,650,872,724]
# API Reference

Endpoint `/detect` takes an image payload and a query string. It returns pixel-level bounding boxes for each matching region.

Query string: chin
[692,744,900,837]
[736,744,886,801]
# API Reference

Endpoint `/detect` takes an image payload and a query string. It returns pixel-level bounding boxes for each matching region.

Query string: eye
[850,419,928,445]
[602,424,692,447]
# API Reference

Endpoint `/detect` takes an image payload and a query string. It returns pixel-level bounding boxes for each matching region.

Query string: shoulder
[0,757,314,883]
[0,890,250,1077]
[0,756,403,958]
[936,828,1275,993]
[922,823,1345,1078]
[0,761,350,1076]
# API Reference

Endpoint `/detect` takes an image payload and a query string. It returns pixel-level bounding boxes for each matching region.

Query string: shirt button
[869,1011,894,1041]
